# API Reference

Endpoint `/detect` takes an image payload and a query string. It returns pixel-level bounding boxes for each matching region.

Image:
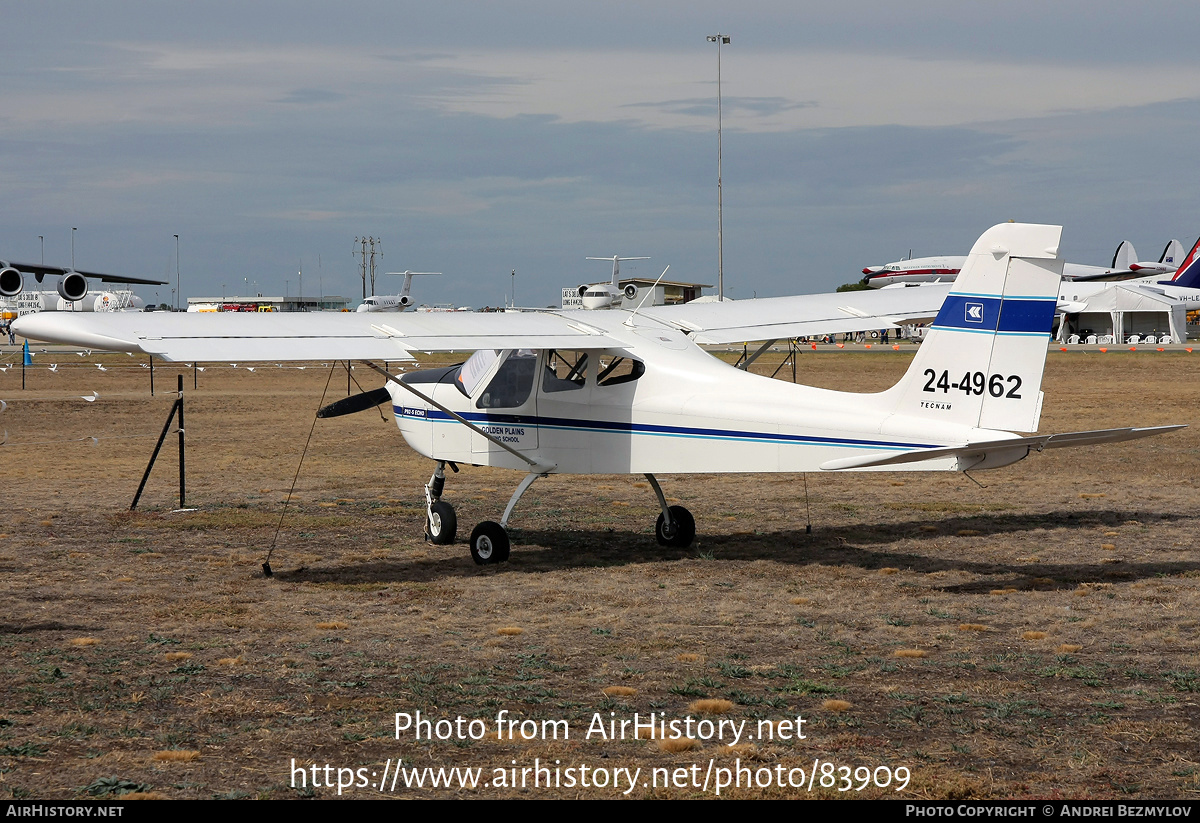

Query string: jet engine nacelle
[398,294,413,307]
[56,272,89,302]
[623,283,638,300]
[0,267,22,297]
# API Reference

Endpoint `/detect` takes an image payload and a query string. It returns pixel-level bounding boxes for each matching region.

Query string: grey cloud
[622,96,817,118]
[274,88,347,105]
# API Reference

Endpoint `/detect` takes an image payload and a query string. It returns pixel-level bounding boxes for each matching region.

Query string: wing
[11,310,622,362]
[15,282,954,360]
[639,284,951,344]
[0,260,168,287]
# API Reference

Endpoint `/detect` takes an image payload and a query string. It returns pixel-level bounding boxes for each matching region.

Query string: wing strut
[361,361,550,471]
[735,338,779,370]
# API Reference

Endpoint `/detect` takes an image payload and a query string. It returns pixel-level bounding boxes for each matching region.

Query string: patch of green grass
[82,777,150,797]
[778,678,839,696]
[1165,670,1200,692]
[2,743,47,757]
[715,661,752,679]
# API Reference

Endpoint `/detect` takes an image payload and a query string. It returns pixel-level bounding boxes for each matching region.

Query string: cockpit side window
[542,350,589,393]
[476,350,538,409]
[596,356,645,387]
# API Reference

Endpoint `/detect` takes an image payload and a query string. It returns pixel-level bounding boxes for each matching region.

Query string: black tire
[426,500,457,544]
[655,505,696,548]
[470,521,510,565]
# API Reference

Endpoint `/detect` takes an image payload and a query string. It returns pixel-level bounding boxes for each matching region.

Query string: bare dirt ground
[1,347,1198,800]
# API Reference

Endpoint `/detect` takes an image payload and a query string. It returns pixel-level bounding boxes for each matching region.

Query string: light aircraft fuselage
[391,317,1002,476]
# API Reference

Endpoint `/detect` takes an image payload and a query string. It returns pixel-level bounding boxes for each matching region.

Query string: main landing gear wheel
[426,500,457,545]
[656,505,696,548]
[470,521,510,565]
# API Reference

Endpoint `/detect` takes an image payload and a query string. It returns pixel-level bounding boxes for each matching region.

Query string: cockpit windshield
[459,349,499,396]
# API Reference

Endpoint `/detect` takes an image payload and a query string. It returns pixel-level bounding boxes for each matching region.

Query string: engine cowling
[56,272,89,302]
[398,294,413,307]
[623,283,638,300]
[0,267,22,297]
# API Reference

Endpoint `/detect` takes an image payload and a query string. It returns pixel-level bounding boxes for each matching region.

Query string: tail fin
[1164,236,1200,287]
[882,223,1061,434]
[1112,240,1136,271]
[1160,239,1184,266]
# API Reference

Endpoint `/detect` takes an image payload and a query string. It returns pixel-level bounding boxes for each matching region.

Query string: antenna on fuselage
[624,265,670,327]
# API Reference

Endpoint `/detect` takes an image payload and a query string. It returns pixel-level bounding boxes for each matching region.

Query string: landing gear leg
[468,470,545,565]
[645,473,696,548]
[424,461,457,544]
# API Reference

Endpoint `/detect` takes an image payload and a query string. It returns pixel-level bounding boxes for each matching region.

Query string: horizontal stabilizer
[819,425,1185,471]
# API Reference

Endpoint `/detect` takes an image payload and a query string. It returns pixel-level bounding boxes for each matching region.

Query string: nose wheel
[424,461,459,545]
[426,500,457,545]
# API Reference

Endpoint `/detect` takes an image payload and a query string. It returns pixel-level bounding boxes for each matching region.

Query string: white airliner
[861,239,1185,288]
[0,259,164,306]
[13,223,1181,566]
[355,271,440,312]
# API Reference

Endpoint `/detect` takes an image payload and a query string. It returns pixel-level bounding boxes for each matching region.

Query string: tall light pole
[174,234,180,310]
[707,33,730,301]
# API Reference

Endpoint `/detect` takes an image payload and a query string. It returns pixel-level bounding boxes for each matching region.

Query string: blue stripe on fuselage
[393,406,938,451]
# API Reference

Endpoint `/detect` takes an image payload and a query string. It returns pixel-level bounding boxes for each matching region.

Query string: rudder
[882,223,1062,433]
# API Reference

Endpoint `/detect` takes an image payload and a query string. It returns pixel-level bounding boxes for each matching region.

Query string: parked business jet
[356,271,440,312]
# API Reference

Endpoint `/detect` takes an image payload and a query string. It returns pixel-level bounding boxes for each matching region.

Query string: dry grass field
[1,346,1198,800]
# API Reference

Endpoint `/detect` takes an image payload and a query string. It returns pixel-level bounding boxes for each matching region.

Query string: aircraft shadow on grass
[272,508,1200,592]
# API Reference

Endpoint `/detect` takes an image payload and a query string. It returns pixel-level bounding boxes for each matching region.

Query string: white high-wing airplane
[355,271,440,312]
[861,239,1185,288]
[13,223,1182,565]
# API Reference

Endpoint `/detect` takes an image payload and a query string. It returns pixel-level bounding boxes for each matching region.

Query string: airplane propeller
[316,386,391,419]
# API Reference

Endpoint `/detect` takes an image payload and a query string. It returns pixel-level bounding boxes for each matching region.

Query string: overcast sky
[3,1,1200,307]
